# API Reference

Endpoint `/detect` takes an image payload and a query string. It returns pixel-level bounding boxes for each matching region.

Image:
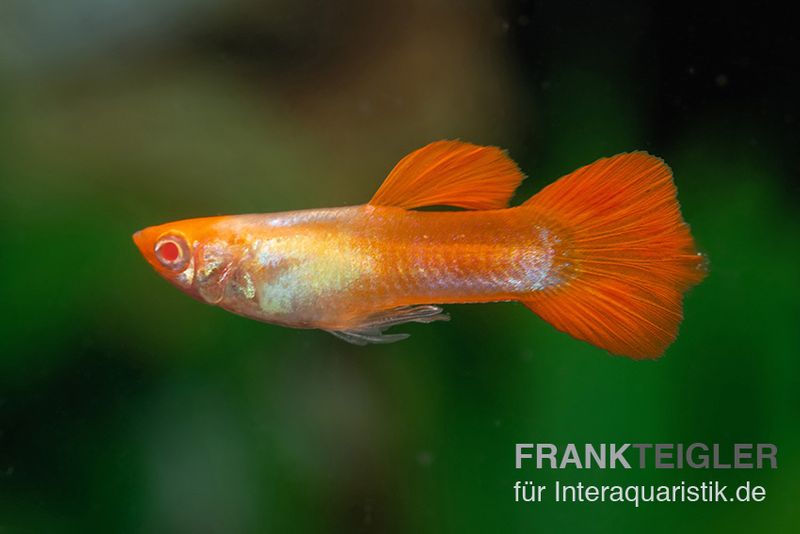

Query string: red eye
[154,235,190,271]
[157,241,180,262]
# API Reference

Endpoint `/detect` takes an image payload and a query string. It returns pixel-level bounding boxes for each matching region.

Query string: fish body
[134,141,706,358]
[137,205,567,329]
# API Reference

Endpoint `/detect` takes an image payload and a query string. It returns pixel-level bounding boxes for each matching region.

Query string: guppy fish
[134,141,705,358]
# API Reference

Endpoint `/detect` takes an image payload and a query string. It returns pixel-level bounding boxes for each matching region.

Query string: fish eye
[155,234,191,271]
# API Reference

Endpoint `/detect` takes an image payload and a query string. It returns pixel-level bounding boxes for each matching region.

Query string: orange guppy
[134,141,706,358]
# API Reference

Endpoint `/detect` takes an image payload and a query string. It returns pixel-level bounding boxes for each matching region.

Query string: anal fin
[326,305,449,345]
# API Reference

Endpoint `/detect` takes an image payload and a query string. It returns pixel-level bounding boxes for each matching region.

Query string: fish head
[133,217,235,302]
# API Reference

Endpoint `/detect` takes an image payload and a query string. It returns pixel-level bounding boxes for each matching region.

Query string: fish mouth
[132,230,145,254]
[132,229,156,265]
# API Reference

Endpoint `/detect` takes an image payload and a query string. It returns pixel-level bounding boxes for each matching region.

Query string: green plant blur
[1,1,797,532]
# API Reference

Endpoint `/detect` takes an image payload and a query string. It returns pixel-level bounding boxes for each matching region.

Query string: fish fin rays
[326,305,450,345]
[327,329,410,345]
[369,140,525,210]
[521,152,706,359]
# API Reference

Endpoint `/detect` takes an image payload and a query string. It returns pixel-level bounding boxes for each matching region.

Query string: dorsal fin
[368,140,525,210]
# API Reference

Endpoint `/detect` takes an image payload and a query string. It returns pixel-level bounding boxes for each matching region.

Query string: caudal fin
[522,152,706,359]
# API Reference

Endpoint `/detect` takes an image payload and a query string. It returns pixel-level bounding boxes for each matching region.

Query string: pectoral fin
[326,305,450,345]
[369,141,525,210]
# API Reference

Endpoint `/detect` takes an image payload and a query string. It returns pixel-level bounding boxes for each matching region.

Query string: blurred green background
[1,1,798,532]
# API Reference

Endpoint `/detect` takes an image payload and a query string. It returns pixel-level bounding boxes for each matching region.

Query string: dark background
[1,1,798,532]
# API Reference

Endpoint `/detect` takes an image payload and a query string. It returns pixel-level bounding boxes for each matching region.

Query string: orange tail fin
[522,152,706,359]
